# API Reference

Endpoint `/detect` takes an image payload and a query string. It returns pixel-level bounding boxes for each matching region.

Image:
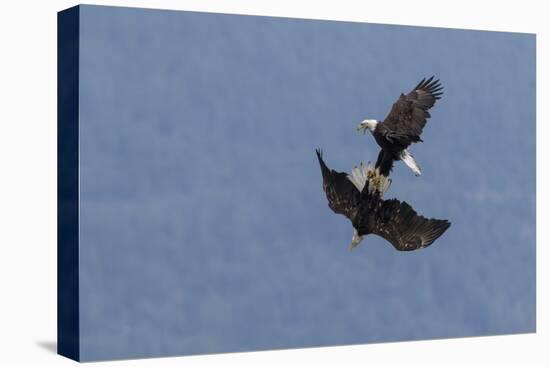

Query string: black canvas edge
[57,5,80,362]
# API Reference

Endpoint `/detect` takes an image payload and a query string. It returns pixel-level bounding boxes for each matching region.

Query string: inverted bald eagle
[316,149,450,251]
[357,76,444,176]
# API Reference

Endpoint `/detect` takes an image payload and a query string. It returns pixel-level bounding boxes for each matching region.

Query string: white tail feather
[347,162,369,192]
[399,149,421,176]
[347,161,392,196]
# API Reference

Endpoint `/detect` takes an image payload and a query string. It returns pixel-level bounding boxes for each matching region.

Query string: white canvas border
[0,1,545,366]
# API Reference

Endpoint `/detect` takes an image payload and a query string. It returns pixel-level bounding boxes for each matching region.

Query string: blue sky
[76,5,535,361]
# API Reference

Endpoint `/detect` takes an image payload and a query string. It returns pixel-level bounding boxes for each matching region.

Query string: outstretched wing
[378,76,443,147]
[315,149,361,221]
[371,198,450,251]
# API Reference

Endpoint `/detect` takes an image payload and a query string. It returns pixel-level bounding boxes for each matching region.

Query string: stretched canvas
[58,4,536,362]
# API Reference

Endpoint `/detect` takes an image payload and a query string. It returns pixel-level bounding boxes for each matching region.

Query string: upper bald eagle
[316,149,450,251]
[357,76,444,177]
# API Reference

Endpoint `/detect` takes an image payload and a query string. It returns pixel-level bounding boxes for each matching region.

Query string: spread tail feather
[347,162,392,196]
[347,162,369,192]
[399,149,421,176]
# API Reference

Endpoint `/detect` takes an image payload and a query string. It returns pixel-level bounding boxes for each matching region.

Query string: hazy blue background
[77,5,536,361]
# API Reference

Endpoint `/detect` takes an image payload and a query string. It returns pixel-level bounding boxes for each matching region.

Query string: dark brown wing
[315,149,360,221]
[378,76,443,147]
[371,198,450,251]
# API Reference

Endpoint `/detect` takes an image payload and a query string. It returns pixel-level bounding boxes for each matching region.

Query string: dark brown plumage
[378,76,443,145]
[367,199,451,251]
[316,149,450,251]
[359,76,444,177]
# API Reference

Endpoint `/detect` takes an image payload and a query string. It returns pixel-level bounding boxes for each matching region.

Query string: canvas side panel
[57,5,80,362]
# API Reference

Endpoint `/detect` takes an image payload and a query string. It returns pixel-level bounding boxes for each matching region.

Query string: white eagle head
[357,119,378,134]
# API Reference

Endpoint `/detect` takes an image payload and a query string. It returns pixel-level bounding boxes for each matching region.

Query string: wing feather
[371,198,451,251]
[378,76,444,147]
[315,149,361,221]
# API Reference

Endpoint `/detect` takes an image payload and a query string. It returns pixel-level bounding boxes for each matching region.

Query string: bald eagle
[316,149,450,251]
[357,76,444,176]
